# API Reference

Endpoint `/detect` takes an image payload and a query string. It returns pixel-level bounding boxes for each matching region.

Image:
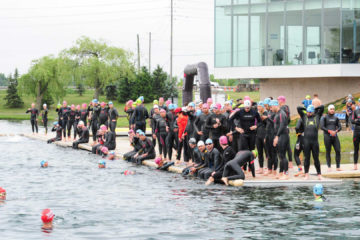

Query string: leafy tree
[42,90,54,107]
[164,75,179,99]
[152,65,167,99]
[4,69,24,108]
[63,36,134,100]
[76,83,85,96]
[117,72,136,103]
[18,55,71,110]
[105,84,117,100]
[0,73,7,86]
[135,66,153,102]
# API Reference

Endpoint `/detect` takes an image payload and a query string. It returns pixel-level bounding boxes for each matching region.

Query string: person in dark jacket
[72,121,89,149]
[198,139,221,180]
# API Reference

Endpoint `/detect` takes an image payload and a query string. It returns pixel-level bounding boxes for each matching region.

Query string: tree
[152,65,167,99]
[76,83,85,96]
[0,73,7,86]
[63,36,135,100]
[18,55,71,110]
[4,69,24,108]
[134,66,153,102]
[117,71,136,103]
[105,84,117,100]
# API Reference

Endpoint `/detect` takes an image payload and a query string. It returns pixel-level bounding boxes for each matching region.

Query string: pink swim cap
[63,100,67,105]
[100,102,106,107]
[202,103,209,109]
[101,146,109,153]
[41,209,55,223]
[207,98,213,103]
[159,97,164,101]
[160,109,166,113]
[100,125,107,131]
[71,104,75,109]
[219,136,228,145]
[166,100,171,105]
[215,103,222,110]
[76,105,80,110]
[82,103,87,108]
[244,96,251,101]
[155,157,162,165]
[128,100,133,105]
[277,96,286,102]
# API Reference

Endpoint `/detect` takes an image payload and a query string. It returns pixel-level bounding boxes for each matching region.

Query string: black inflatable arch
[182,62,211,106]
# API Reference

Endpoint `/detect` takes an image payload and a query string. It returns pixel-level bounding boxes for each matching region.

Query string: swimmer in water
[313,184,325,202]
[41,209,54,230]
[98,160,106,168]
[108,151,118,160]
[0,187,6,200]
[122,170,135,175]
[40,160,48,168]
[101,146,109,157]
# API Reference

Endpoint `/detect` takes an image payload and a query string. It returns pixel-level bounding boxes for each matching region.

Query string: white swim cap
[328,104,335,111]
[244,100,251,108]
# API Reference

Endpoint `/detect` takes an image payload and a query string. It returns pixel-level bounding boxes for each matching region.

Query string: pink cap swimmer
[71,104,75,110]
[202,103,209,109]
[63,100,67,105]
[207,98,213,104]
[128,100,133,105]
[277,96,286,102]
[215,103,222,110]
[160,109,166,113]
[100,125,107,131]
[100,102,106,107]
[82,103,87,108]
[166,100,171,105]
[244,96,251,101]
[155,157,162,166]
[76,105,80,110]
[219,136,228,145]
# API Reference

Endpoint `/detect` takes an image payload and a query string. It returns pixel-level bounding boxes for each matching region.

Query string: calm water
[1,120,360,239]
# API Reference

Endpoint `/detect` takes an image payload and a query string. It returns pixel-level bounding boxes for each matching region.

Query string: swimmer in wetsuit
[221,150,257,185]
[320,104,342,172]
[313,184,325,202]
[47,122,62,143]
[0,187,6,200]
[41,104,48,135]
[108,101,119,133]
[72,121,89,149]
[26,103,39,134]
[131,131,156,165]
[57,101,70,140]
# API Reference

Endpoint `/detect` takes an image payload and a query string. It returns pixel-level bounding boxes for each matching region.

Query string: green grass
[225,91,260,102]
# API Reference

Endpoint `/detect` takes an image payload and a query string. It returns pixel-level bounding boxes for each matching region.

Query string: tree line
[3,36,178,109]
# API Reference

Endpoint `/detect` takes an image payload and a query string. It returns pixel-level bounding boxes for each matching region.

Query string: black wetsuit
[132,105,149,132]
[72,127,89,149]
[274,109,289,173]
[280,105,293,163]
[108,107,119,133]
[58,107,70,138]
[99,107,109,127]
[229,108,261,151]
[165,111,177,160]
[194,112,210,141]
[181,147,205,176]
[26,108,39,133]
[351,109,360,164]
[205,113,227,150]
[321,113,341,168]
[155,116,169,158]
[132,137,156,164]
[213,146,236,182]
[294,118,304,167]
[104,131,116,150]
[256,111,267,168]
[74,110,81,139]
[47,126,62,143]
[198,147,221,180]
[68,110,77,138]
[92,132,105,154]
[80,109,89,126]
[89,105,101,141]
[265,110,278,171]
[42,109,48,134]
[125,108,134,129]
[297,105,324,175]
[124,136,141,161]
[222,151,256,180]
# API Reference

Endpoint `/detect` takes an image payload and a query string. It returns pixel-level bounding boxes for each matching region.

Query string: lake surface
[0,120,360,239]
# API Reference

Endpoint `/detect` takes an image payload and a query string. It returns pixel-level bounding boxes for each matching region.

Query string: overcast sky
[0,0,214,79]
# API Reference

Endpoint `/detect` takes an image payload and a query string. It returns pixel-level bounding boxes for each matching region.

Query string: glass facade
[215,0,360,67]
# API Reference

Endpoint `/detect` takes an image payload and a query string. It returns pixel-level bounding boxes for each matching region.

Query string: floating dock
[8,133,354,186]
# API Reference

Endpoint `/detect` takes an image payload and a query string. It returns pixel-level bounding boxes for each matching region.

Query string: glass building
[215,0,360,68]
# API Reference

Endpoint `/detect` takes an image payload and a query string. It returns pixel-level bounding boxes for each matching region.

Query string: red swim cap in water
[41,209,55,223]
[0,187,6,199]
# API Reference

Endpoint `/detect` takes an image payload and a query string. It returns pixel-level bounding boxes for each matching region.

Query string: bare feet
[221,177,229,186]
[288,162,293,169]
[336,168,343,171]
[205,177,214,186]
[294,171,304,177]
[354,164,358,170]
[327,168,332,172]
[256,168,264,174]
[275,173,281,179]
[279,174,289,180]
[318,174,323,180]
[263,170,272,176]
[304,173,310,180]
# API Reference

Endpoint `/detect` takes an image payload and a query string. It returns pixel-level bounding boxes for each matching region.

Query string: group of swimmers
[26,92,360,184]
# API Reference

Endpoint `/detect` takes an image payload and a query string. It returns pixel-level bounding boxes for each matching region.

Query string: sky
[0,0,214,79]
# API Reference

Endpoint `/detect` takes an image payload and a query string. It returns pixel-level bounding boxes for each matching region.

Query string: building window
[342,0,360,63]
